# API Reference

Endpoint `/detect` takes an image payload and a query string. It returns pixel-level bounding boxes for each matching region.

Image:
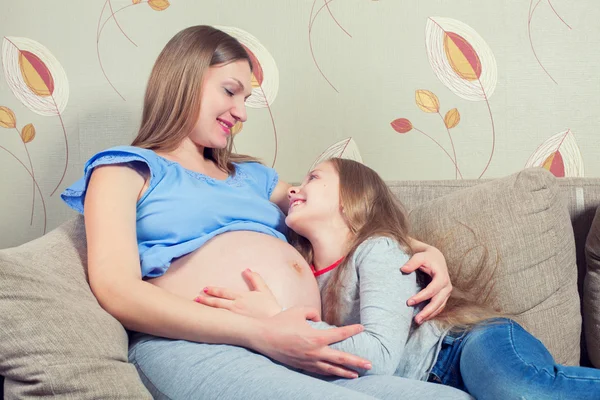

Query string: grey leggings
[128,334,473,400]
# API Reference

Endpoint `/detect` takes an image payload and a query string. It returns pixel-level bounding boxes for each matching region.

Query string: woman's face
[191,60,252,149]
[286,161,344,237]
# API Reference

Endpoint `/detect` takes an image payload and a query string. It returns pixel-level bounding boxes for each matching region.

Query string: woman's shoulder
[85,145,161,168]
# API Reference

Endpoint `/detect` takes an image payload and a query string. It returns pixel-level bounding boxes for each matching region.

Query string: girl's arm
[84,164,369,378]
[308,237,418,376]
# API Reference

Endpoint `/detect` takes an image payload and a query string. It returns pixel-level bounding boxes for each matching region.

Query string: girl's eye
[224,88,234,97]
[308,174,317,181]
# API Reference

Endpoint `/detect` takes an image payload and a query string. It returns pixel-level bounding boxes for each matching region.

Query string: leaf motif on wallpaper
[444,108,460,129]
[231,121,243,136]
[415,90,440,113]
[308,0,377,92]
[216,26,280,168]
[425,17,497,178]
[391,118,413,134]
[148,0,170,11]
[0,106,17,128]
[528,0,572,85]
[390,117,463,179]
[96,0,170,101]
[21,123,36,143]
[2,36,70,196]
[0,106,46,233]
[525,129,584,177]
[425,17,497,101]
[310,138,363,171]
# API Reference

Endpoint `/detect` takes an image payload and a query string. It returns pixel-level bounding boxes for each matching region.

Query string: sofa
[1,167,600,399]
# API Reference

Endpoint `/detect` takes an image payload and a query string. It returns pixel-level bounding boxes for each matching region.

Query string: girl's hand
[194,269,282,318]
[401,243,452,324]
[252,307,371,379]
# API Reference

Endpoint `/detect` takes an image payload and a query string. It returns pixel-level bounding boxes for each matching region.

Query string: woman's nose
[287,186,298,198]
[231,102,247,122]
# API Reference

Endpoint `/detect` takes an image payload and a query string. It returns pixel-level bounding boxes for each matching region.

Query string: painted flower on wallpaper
[391,90,463,179]
[216,26,280,168]
[0,106,47,234]
[97,0,170,100]
[528,0,572,85]
[2,36,69,198]
[310,137,363,171]
[394,17,498,179]
[525,129,584,177]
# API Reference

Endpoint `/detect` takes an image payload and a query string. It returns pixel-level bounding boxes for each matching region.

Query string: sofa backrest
[387,176,600,366]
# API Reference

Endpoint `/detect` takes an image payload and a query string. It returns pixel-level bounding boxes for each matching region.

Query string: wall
[1,0,598,248]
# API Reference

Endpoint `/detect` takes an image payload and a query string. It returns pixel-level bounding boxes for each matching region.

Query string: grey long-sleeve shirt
[309,236,447,380]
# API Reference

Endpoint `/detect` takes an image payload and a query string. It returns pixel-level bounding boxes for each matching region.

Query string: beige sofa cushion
[585,206,600,368]
[406,168,581,365]
[0,216,151,399]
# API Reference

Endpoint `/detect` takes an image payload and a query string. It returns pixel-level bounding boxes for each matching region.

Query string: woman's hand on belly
[195,269,283,318]
[251,307,371,379]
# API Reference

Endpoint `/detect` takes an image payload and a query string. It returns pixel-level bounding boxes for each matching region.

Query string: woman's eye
[224,88,234,97]
[308,174,317,181]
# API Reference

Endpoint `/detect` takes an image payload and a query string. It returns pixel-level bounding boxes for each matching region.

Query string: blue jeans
[429,318,600,400]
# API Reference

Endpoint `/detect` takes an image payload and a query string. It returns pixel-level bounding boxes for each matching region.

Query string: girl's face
[286,161,345,237]
[190,60,253,149]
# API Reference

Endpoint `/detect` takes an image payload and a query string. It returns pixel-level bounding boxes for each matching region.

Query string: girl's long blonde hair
[131,25,259,173]
[290,158,504,329]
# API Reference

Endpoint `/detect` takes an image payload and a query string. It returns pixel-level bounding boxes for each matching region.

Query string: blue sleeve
[240,162,279,199]
[60,146,162,214]
[308,237,417,376]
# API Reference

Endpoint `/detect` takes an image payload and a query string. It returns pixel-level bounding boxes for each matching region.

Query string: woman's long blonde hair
[131,25,258,173]
[290,158,504,329]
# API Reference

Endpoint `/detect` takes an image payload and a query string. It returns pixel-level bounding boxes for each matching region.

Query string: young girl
[199,158,600,400]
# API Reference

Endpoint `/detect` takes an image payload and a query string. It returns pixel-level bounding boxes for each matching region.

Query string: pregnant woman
[61,25,464,399]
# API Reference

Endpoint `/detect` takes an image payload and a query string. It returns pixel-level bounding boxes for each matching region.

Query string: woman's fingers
[414,288,451,323]
[400,252,430,274]
[305,361,359,379]
[203,286,238,300]
[318,346,371,372]
[407,284,436,307]
[194,295,231,310]
[319,324,365,347]
[243,269,271,293]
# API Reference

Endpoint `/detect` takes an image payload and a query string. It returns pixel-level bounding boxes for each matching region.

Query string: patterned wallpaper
[1,0,599,248]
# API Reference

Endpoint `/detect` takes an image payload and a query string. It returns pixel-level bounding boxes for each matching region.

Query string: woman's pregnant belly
[147,231,322,312]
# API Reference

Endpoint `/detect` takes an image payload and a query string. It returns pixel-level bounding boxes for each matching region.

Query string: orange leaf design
[415,90,440,113]
[542,151,565,178]
[0,106,17,128]
[19,51,55,97]
[132,0,142,3]
[242,45,264,88]
[231,121,243,136]
[444,108,460,129]
[21,123,36,143]
[391,118,413,134]
[444,32,482,81]
[148,0,170,11]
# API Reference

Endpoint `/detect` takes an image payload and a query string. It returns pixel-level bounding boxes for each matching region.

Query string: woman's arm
[270,179,291,214]
[309,238,417,376]
[84,164,369,378]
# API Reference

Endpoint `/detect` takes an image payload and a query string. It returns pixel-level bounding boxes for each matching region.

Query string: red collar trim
[311,257,345,277]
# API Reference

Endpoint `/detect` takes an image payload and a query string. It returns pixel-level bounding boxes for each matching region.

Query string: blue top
[61,145,287,278]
